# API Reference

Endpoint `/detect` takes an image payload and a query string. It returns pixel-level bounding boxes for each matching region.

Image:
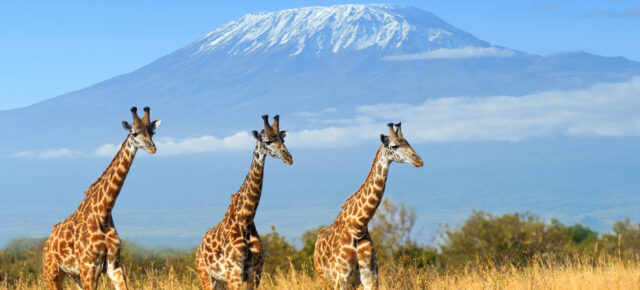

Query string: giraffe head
[380,122,423,167]
[121,106,161,154]
[252,114,293,165]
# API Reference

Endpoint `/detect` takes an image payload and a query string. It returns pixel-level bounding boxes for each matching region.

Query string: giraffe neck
[226,142,266,228]
[340,146,391,237]
[80,134,138,222]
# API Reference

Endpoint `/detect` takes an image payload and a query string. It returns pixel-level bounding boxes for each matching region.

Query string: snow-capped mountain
[2,4,640,248]
[0,4,639,150]
[191,4,488,57]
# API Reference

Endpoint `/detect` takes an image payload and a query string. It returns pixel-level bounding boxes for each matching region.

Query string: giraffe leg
[225,261,245,290]
[313,253,325,278]
[313,231,327,279]
[196,251,215,290]
[79,266,98,290]
[356,236,378,290]
[225,248,247,290]
[43,241,64,290]
[247,257,263,290]
[211,279,224,290]
[105,218,128,290]
[43,261,64,290]
[106,259,127,290]
[339,243,358,290]
[332,273,349,290]
[45,274,64,290]
[351,265,362,289]
[246,225,264,289]
[331,264,352,290]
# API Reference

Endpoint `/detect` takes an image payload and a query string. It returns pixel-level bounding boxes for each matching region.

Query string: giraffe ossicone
[313,122,422,290]
[196,114,292,290]
[42,106,161,290]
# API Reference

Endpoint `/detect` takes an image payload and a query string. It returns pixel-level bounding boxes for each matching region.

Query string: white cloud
[7,78,640,157]
[9,151,36,158]
[287,124,377,148]
[294,107,338,118]
[383,46,516,61]
[302,77,640,143]
[94,132,255,157]
[10,132,255,159]
[9,148,84,159]
[40,148,83,158]
[94,143,120,157]
[153,132,254,156]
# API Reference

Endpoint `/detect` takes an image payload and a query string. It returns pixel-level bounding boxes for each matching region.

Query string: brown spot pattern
[42,128,150,290]
[196,144,271,290]
[313,146,390,290]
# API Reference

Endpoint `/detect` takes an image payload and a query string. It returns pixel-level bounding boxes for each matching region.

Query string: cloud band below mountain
[383,46,516,61]
[8,77,640,158]
[292,76,640,144]
[93,132,254,157]
[9,148,85,159]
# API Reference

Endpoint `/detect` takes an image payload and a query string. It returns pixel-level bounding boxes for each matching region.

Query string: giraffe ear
[151,119,162,130]
[252,130,261,140]
[122,121,132,131]
[380,134,389,146]
[279,130,288,139]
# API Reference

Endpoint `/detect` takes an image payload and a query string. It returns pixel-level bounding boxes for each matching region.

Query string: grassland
[4,204,640,289]
[2,255,639,289]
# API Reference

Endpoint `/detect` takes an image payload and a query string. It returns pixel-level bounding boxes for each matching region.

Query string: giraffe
[196,114,293,290]
[313,123,423,290]
[42,107,161,290]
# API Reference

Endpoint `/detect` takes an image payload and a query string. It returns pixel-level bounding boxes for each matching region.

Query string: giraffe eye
[391,145,399,150]
[265,140,272,145]
[132,132,138,137]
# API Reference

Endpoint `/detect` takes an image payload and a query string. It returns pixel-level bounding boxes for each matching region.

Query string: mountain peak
[191,4,489,57]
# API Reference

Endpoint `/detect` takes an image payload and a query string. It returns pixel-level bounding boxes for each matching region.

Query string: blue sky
[1,1,640,247]
[1,0,639,110]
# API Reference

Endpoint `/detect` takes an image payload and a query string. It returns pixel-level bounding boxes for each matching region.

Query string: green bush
[439,211,593,266]
[261,225,300,274]
[370,198,420,263]
[393,242,439,268]
[2,202,640,282]
[0,237,46,283]
[600,218,640,255]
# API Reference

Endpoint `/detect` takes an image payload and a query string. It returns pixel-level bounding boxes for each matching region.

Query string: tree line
[2,198,640,284]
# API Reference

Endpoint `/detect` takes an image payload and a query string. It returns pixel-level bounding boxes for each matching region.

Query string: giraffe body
[196,151,267,289]
[196,115,292,290]
[42,107,160,290]
[314,123,422,290]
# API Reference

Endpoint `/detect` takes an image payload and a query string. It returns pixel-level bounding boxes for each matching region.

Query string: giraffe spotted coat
[42,107,160,290]
[314,123,423,290]
[196,115,292,290]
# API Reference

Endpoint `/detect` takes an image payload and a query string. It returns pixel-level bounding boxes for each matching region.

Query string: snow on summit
[193,4,490,57]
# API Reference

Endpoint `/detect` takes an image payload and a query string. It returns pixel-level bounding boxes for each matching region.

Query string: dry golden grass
[2,256,640,289]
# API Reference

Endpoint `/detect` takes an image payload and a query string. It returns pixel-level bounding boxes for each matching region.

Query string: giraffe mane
[341,145,382,208]
[83,137,128,195]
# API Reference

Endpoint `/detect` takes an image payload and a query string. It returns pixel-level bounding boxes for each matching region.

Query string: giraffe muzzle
[282,153,293,165]
[413,157,423,167]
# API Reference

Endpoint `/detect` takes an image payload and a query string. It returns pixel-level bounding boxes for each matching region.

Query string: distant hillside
[1,4,639,152]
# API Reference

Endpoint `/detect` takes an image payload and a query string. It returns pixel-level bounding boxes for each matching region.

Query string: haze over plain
[1,3,639,247]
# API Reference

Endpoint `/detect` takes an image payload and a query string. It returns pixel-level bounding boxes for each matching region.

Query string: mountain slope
[2,4,640,248]
[191,4,488,57]
[1,4,640,151]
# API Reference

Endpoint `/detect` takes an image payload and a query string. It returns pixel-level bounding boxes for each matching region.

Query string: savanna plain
[2,199,640,289]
